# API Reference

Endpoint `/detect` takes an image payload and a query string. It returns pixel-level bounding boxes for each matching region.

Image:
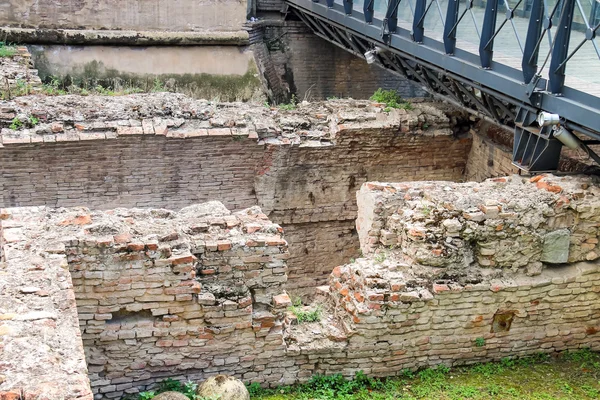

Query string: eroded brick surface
[356,174,600,268]
[0,208,92,400]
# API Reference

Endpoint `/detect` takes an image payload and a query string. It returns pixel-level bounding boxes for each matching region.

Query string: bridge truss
[284,0,600,171]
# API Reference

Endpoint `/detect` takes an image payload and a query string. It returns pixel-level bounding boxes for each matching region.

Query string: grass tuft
[370,88,413,112]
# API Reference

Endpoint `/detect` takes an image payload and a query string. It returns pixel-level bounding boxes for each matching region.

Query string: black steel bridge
[283,0,600,171]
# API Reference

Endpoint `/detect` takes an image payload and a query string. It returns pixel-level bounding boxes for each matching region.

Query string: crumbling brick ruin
[2,175,599,399]
[1,49,599,400]
[0,92,471,297]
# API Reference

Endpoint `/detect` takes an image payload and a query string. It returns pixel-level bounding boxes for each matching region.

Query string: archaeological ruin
[1,3,600,399]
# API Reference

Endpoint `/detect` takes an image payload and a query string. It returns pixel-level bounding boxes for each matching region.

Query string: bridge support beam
[549,0,576,94]
[522,0,544,84]
[480,0,499,68]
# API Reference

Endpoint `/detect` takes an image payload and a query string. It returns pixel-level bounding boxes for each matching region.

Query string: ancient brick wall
[3,176,600,399]
[61,203,290,398]
[0,207,93,400]
[465,123,519,181]
[320,260,600,375]
[260,21,429,102]
[0,136,263,211]
[304,175,600,378]
[464,121,598,181]
[0,95,472,295]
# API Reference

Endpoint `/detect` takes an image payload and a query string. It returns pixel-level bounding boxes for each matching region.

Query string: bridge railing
[320,0,600,99]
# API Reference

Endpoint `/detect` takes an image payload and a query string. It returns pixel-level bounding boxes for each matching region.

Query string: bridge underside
[284,0,600,172]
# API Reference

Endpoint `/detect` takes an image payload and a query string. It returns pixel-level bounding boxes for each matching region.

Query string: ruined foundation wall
[63,203,290,399]
[0,95,471,293]
[3,175,600,398]
[260,21,429,101]
[0,208,92,400]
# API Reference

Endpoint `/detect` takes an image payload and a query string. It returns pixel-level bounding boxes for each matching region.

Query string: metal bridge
[283,0,600,171]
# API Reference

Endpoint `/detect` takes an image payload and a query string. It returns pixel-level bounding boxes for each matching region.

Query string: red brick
[273,293,292,308]
[217,240,232,251]
[113,232,132,244]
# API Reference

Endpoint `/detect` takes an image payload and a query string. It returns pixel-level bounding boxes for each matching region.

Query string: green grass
[370,88,413,112]
[288,298,322,323]
[0,42,17,57]
[249,349,600,400]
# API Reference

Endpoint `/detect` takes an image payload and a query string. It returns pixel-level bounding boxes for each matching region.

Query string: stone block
[541,229,570,264]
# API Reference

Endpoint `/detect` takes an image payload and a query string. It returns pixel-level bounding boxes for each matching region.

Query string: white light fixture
[364,50,377,64]
[537,111,560,127]
[364,47,385,64]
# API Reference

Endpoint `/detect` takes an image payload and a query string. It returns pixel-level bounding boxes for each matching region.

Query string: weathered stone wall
[0,0,248,32]
[0,95,472,294]
[0,207,92,400]
[356,175,600,269]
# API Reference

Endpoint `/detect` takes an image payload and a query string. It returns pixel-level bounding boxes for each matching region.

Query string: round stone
[197,375,250,400]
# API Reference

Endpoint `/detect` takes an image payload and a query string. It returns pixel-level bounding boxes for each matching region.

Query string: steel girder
[284,0,600,171]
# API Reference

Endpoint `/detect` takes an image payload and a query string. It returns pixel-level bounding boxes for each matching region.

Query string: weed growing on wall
[0,42,17,58]
[288,298,322,323]
[279,94,298,111]
[9,114,40,130]
[370,88,413,112]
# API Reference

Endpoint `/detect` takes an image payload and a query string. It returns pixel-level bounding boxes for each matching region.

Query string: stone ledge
[0,28,250,46]
[0,94,453,147]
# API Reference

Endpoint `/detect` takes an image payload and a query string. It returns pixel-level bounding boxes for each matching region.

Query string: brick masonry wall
[60,204,290,399]
[0,96,472,295]
[0,137,263,211]
[465,124,519,181]
[321,260,600,376]
[260,21,430,102]
[464,121,598,181]
[281,220,359,297]
[4,179,600,398]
